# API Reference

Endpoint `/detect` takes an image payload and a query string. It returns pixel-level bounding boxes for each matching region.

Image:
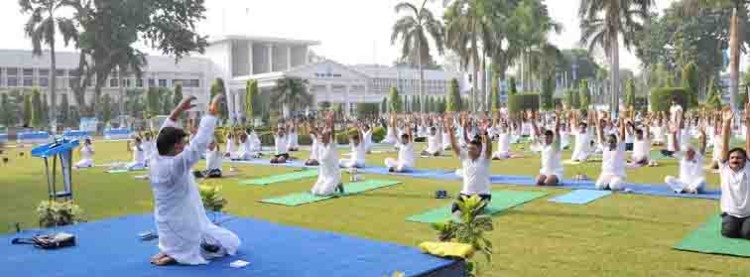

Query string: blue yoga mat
[548,189,612,204]
[358,167,456,179]
[489,175,721,200]
[0,214,461,277]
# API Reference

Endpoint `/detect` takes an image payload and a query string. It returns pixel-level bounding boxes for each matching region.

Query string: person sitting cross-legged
[664,121,707,194]
[532,110,563,186]
[717,105,750,239]
[446,113,492,217]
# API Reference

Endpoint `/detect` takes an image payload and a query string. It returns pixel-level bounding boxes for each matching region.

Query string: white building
[0,35,467,121]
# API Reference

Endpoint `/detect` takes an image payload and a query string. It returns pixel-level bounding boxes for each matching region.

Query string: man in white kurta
[596,136,627,191]
[75,138,94,168]
[570,123,591,162]
[149,96,240,266]
[385,133,415,172]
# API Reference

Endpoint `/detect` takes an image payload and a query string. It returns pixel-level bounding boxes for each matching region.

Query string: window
[136,79,143,88]
[7,78,17,87]
[23,68,34,76]
[39,69,49,76]
[109,78,118,87]
[56,69,66,76]
[158,79,167,87]
[148,78,155,87]
[122,79,131,88]
[7,68,18,76]
[23,77,33,87]
[39,77,48,87]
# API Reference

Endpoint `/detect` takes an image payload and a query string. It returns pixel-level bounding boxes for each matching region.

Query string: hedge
[508,93,540,114]
[650,87,688,112]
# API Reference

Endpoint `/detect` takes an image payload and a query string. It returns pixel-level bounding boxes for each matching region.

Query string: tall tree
[389,87,402,113]
[59,94,69,127]
[580,0,652,116]
[491,75,500,111]
[245,80,258,124]
[381,97,388,113]
[509,77,518,95]
[579,80,591,109]
[681,62,699,108]
[31,90,43,128]
[20,0,78,130]
[272,77,312,117]
[100,93,113,124]
[160,88,172,115]
[446,78,461,112]
[540,76,554,111]
[23,94,32,127]
[64,0,208,115]
[146,87,160,119]
[706,77,723,110]
[210,78,227,122]
[0,94,12,127]
[173,82,183,106]
[624,78,636,108]
[391,0,444,112]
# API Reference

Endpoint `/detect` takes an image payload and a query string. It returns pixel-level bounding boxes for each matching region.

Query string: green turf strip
[406,190,549,224]
[674,216,750,257]
[239,169,319,186]
[259,179,401,206]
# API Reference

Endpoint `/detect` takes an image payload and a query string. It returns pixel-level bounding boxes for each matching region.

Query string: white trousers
[665,176,705,193]
[75,158,93,168]
[596,174,625,191]
[339,159,364,169]
[384,158,411,172]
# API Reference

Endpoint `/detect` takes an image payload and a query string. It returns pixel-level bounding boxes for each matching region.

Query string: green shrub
[37,200,84,228]
[372,126,386,142]
[507,93,540,114]
[199,182,227,213]
[650,87,688,112]
[431,195,493,277]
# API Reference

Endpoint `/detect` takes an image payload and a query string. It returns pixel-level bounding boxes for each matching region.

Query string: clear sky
[0,0,678,73]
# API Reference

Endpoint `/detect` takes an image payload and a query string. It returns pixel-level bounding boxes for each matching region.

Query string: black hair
[544,130,554,137]
[157,127,188,155]
[579,122,587,128]
[607,134,618,143]
[469,138,482,148]
[635,128,643,136]
[728,147,747,160]
[401,133,410,139]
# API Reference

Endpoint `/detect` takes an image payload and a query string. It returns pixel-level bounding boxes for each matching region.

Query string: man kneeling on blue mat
[149,95,241,266]
[717,105,750,240]
[445,113,491,216]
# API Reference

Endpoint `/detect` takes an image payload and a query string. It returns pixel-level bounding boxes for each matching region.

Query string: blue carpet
[358,167,456,179]
[0,214,461,277]
[548,189,612,204]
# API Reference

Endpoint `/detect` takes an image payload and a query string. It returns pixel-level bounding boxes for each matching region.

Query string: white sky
[0,0,679,73]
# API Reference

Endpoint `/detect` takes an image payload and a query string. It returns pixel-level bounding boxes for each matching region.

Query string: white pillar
[327,83,332,106]
[287,45,292,70]
[248,42,254,75]
[268,43,274,72]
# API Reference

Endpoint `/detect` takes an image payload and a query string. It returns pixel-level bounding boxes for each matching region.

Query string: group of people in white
[67,95,750,267]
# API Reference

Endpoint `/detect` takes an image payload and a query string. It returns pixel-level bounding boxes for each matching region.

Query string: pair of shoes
[388,167,395,172]
[335,183,345,194]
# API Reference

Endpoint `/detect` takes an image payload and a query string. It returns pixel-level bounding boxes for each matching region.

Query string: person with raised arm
[311,111,344,195]
[595,109,628,191]
[385,116,416,172]
[446,112,492,216]
[717,104,750,239]
[149,95,240,266]
[628,114,655,167]
[570,110,592,162]
[664,116,707,194]
[533,110,563,186]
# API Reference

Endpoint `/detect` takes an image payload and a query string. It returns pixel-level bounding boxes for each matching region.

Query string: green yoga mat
[406,190,549,224]
[239,170,318,186]
[674,216,750,257]
[260,179,401,206]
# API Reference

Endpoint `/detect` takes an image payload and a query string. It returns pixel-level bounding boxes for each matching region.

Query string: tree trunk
[730,5,740,114]
[49,39,57,133]
[417,39,424,113]
[472,40,480,111]
[610,37,620,117]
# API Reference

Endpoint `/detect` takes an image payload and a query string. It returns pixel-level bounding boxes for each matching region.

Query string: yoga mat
[548,189,612,204]
[0,214,461,277]
[674,216,750,257]
[406,190,549,224]
[358,167,455,179]
[260,179,401,206]
[106,169,129,174]
[239,169,318,186]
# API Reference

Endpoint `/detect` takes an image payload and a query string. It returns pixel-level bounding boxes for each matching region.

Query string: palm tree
[20,0,78,132]
[391,0,445,113]
[579,0,652,116]
[444,0,503,111]
[508,0,561,92]
[273,77,313,118]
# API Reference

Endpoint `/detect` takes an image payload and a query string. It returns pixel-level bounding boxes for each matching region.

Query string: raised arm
[173,95,223,170]
[446,113,461,156]
[482,121,492,157]
[529,110,541,138]
[699,118,707,155]
[595,111,604,144]
[618,112,626,142]
[720,107,734,163]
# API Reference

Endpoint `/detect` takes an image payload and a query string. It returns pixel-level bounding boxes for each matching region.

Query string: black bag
[12,232,76,249]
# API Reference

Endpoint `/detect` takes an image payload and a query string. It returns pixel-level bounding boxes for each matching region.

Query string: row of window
[1,76,200,89]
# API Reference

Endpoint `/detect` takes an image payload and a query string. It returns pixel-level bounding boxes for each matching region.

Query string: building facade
[0,35,467,122]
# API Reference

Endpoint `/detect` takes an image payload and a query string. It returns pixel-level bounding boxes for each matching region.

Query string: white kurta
[311,143,341,196]
[309,136,321,160]
[571,131,591,161]
[206,148,223,171]
[225,139,238,159]
[248,132,261,151]
[75,144,94,168]
[149,116,240,265]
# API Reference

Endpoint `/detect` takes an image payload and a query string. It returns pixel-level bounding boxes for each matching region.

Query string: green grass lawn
[1,140,750,276]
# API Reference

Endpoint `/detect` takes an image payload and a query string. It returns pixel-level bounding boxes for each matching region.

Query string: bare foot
[150,252,167,264]
[152,255,176,266]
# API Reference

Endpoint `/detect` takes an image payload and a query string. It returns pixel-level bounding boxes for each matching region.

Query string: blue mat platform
[548,189,612,204]
[1,214,463,277]
[358,167,456,179]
